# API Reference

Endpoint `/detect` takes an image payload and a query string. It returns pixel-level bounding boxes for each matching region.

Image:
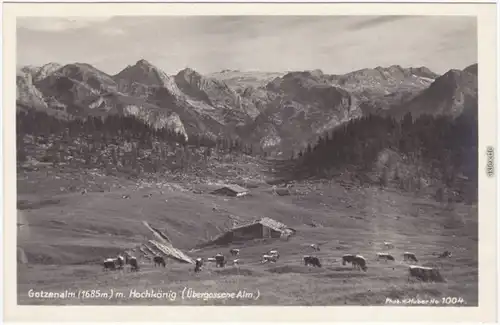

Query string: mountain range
[16,59,478,154]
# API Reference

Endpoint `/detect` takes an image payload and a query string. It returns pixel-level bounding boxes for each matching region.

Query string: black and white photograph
[3,1,498,321]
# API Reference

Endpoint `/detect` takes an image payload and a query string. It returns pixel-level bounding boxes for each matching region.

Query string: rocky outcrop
[33,62,62,83]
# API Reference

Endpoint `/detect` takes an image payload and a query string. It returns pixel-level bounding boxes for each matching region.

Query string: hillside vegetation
[286,112,477,204]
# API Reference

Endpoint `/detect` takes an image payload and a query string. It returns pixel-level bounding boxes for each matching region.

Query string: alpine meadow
[15,15,479,307]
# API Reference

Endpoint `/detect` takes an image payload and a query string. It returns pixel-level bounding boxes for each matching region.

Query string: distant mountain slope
[174,68,257,123]
[238,71,361,153]
[208,69,284,92]
[463,63,478,76]
[384,66,478,119]
[326,65,438,115]
[56,63,117,92]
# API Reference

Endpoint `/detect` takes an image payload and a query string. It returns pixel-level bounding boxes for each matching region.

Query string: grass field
[17,164,478,306]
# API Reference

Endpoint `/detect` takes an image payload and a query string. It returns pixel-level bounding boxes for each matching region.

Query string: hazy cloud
[16,15,477,75]
[17,17,112,31]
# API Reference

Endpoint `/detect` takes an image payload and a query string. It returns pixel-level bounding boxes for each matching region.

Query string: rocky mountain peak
[114,59,166,87]
[463,63,478,76]
[176,67,204,83]
[135,59,154,68]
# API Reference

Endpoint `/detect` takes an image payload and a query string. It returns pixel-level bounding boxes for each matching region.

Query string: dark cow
[153,255,166,267]
[261,254,278,263]
[384,241,394,249]
[304,255,322,267]
[342,254,357,265]
[229,249,240,256]
[352,255,368,272]
[103,258,117,271]
[403,252,418,262]
[376,252,395,262]
[215,254,226,268]
[116,255,125,270]
[438,251,452,258]
[128,256,139,272]
[194,258,203,273]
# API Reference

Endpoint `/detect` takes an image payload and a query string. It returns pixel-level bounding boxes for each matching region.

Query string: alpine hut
[203,217,296,246]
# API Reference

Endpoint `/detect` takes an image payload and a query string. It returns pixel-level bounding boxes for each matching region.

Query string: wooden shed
[204,217,296,247]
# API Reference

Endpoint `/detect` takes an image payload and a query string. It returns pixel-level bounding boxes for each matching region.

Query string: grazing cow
[207,257,216,263]
[408,265,445,282]
[128,256,139,272]
[261,254,278,263]
[230,248,240,256]
[103,258,117,271]
[352,255,368,271]
[153,255,166,267]
[384,242,394,249]
[376,252,395,262]
[267,250,280,259]
[342,254,357,266]
[438,251,452,258]
[194,258,203,273]
[116,255,125,270]
[304,255,322,267]
[122,195,130,199]
[310,244,321,251]
[215,254,226,268]
[403,252,418,262]
[233,259,240,266]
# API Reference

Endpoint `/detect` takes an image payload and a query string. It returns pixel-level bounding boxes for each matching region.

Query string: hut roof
[215,184,249,193]
[231,217,289,233]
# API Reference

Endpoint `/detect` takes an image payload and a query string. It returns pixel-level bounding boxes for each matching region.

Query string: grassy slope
[17,162,478,306]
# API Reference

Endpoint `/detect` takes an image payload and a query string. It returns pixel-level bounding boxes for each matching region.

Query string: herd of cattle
[101,241,453,283]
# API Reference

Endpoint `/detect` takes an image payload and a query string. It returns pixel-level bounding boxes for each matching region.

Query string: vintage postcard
[2,1,498,323]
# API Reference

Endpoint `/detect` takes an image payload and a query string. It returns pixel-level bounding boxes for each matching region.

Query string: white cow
[267,250,280,259]
[376,252,395,262]
[261,254,278,263]
[309,244,320,251]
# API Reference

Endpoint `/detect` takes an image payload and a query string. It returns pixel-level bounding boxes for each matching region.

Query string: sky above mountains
[17,15,477,75]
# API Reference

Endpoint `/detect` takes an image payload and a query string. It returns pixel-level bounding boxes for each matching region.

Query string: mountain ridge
[16,59,478,154]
